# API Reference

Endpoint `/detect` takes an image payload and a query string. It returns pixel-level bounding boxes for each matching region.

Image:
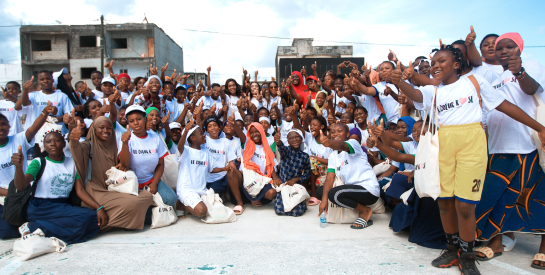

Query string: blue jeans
[145,180,177,224]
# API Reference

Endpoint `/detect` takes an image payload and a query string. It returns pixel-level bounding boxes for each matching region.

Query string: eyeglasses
[270,86,278,89]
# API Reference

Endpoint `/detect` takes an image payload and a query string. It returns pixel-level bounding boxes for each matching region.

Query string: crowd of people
[1,27,545,274]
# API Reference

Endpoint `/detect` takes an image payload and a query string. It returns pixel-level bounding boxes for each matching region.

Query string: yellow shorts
[438,122,487,204]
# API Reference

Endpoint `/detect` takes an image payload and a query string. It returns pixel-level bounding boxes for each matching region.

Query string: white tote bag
[201,188,237,224]
[159,135,179,190]
[148,187,177,229]
[414,88,441,199]
[36,116,63,152]
[531,94,545,171]
[13,229,67,261]
[105,167,139,196]
[241,162,271,198]
[280,184,310,212]
[326,153,359,223]
[373,159,391,176]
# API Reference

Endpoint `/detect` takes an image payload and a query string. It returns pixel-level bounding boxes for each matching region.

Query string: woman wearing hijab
[54,68,85,114]
[286,71,310,107]
[474,33,545,269]
[69,116,154,232]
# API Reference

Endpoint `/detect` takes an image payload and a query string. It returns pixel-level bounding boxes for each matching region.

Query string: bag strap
[533,94,545,107]
[468,75,482,108]
[158,133,171,154]
[30,156,47,196]
[50,237,67,253]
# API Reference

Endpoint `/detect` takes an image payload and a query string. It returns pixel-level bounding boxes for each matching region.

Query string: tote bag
[531,94,545,171]
[201,188,237,224]
[105,167,139,196]
[414,88,441,199]
[13,228,67,261]
[326,153,359,223]
[241,162,271,198]
[147,187,177,229]
[280,184,310,212]
[159,135,179,190]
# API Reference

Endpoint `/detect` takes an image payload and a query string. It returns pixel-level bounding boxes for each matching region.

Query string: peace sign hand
[161,63,169,74]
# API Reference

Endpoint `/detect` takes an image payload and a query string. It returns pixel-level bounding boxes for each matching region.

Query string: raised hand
[285,76,293,87]
[398,93,407,104]
[170,69,177,80]
[161,113,170,124]
[149,64,159,75]
[390,61,403,84]
[142,86,150,99]
[384,86,393,97]
[121,124,131,143]
[348,76,359,89]
[271,76,275,81]
[465,26,476,46]
[388,49,398,63]
[439,39,445,49]
[210,102,217,114]
[338,61,346,69]
[99,100,111,115]
[105,60,114,70]
[222,101,229,113]
[343,75,350,85]
[301,66,306,76]
[311,61,317,71]
[402,61,414,80]
[182,75,189,80]
[207,66,211,73]
[336,88,344,99]
[23,76,35,93]
[274,130,281,144]
[351,68,360,78]
[327,111,336,126]
[11,145,24,167]
[254,70,258,77]
[70,120,83,141]
[228,113,235,125]
[185,118,195,132]
[43,100,57,115]
[160,63,169,74]
[319,130,330,148]
[508,49,522,75]
[194,102,204,115]
[63,109,74,125]
[300,108,309,121]
[242,67,247,76]
[175,73,182,83]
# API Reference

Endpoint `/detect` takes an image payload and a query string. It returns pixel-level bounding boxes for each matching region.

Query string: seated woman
[317,123,380,229]
[273,129,310,217]
[119,105,177,210]
[0,102,55,239]
[176,120,230,218]
[303,116,330,205]
[240,123,282,207]
[70,116,154,232]
[14,130,106,244]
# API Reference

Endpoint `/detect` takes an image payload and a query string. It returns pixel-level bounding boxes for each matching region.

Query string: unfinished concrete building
[20,23,183,84]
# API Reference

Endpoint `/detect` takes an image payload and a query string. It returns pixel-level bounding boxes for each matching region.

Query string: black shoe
[458,251,481,275]
[431,244,459,268]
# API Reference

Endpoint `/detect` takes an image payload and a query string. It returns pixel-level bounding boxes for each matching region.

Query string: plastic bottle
[320,212,327,228]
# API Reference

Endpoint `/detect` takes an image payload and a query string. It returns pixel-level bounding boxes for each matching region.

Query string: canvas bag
[36,116,63,152]
[105,167,139,196]
[241,162,271,198]
[414,87,441,199]
[531,94,545,171]
[373,159,391,176]
[146,187,177,229]
[201,188,237,224]
[326,153,359,223]
[279,184,310,212]
[159,134,179,190]
[13,228,67,261]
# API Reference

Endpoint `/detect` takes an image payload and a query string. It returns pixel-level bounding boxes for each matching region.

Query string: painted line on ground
[489,259,536,275]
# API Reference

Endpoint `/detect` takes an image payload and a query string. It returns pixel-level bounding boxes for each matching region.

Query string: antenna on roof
[143,14,149,23]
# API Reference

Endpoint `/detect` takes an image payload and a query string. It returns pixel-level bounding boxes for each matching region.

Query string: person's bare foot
[251,200,262,207]
[476,234,504,259]
[351,206,372,228]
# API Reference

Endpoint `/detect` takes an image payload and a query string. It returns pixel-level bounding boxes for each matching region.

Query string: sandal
[307,197,320,206]
[502,235,517,252]
[531,253,545,270]
[475,246,502,261]
[350,218,373,229]
[233,205,244,215]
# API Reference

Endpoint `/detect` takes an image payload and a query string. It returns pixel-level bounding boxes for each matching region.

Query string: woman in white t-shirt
[317,123,380,230]
[13,131,107,244]
[302,115,330,205]
[474,33,545,269]
[225,79,242,118]
[119,106,177,209]
[479,34,504,76]
[392,45,545,273]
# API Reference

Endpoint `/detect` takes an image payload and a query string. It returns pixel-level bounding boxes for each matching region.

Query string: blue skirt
[274,193,307,217]
[0,205,20,239]
[27,198,100,244]
[476,150,545,240]
[385,174,414,204]
[241,182,273,202]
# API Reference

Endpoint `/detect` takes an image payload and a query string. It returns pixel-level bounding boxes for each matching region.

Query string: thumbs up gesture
[465,26,476,46]
[319,130,331,148]
[23,76,34,94]
[210,102,217,114]
[161,113,171,124]
[11,145,24,167]
[388,49,398,63]
[508,50,522,75]
[43,100,57,115]
[70,120,83,141]
[390,61,403,85]
[121,124,132,143]
[274,130,281,144]
[402,61,414,81]
[99,100,111,115]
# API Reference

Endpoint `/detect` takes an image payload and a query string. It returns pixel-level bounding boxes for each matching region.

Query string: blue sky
[1,0,544,83]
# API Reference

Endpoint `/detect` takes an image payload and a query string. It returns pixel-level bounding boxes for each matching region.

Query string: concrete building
[275,38,361,82]
[183,72,208,86]
[20,23,183,84]
[0,64,22,88]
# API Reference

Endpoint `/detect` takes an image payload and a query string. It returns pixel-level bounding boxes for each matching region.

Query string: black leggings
[316,185,379,210]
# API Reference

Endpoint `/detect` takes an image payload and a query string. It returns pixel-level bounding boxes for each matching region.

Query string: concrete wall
[31,34,69,60]
[108,29,152,59]
[0,64,22,87]
[70,25,102,59]
[69,58,101,81]
[153,26,183,78]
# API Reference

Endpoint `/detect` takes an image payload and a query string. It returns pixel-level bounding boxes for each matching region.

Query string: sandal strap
[534,253,545,261]
[353,218,368,227]
[475,246,494,259]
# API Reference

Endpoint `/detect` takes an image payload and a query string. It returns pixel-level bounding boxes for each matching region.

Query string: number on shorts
[472,179,481,193]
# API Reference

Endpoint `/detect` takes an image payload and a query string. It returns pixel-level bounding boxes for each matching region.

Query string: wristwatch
[513,67,525,77]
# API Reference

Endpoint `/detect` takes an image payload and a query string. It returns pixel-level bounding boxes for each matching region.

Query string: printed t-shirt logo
[336,160,349,171]
[191,160,208,165]
[492,77,516,90]
[132,149,155,154]
[437,96,475,114]
[50,173,75,196]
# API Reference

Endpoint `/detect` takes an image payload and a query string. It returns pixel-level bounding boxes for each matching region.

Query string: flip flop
[502,235,517,252]
[532,253,545,270]
[350,218,373,229]
[475,246,502,261]
[307,197,320,206]
[233,205,244,215]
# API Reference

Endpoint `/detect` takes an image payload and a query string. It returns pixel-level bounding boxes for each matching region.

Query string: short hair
[37,70,52,77]
[163,81,174,88]
[257,107,269,116]
[0,113,7,122]
[90,71,103,77]
[6,81,20,89]
[354,106,368,115]
[480,34,500,50]
[211,83,220,89]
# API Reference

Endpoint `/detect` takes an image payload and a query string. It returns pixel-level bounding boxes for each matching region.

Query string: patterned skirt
[475,150,545,240]
[274,193,307,217]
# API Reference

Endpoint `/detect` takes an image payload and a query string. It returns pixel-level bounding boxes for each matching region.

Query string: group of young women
[0,27,544,274]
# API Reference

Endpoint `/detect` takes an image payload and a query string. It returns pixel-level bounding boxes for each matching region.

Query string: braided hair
[432,44,465,75]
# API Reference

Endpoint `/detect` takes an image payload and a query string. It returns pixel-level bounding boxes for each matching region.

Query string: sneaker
[458,251,481,275]
[18,222,30,237]
[431,244,459,268]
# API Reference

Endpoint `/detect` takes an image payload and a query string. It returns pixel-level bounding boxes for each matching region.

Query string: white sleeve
[413,85,435,111]
[476,74,505,112]
[15,131,34,151]
[62,96,74,115]
[304,131,312,147]
[226,140,237,163]
[524,60,545,94]
[346,139,362,155]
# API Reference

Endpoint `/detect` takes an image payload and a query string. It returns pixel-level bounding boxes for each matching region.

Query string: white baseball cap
[101,76,116,86]
[125,105,146,119]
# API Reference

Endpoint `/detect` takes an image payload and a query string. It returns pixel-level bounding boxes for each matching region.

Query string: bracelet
[516,71,526,80]
[96,206,104,212]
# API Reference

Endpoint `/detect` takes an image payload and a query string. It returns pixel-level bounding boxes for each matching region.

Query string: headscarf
[70,116,118,188]
[145,75,163,88]
[398,116,416,136]
[242,122,275,178]
[203,115,222,133]
[287,129,304,140]
[290,71,308,95]
[145,107,160,117]
[495,32,524,53]
[313,91,328,114]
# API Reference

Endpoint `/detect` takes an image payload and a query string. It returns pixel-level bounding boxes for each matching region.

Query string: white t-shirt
[27,90,74,128]
[355,92,382,122]
[279,120,294,145]
[0,132,34,188]
[114,122,128,150]
[263,96,283,112]
[304,132,331,159]
[400,140,418,171]
[227,136,243,161]
[375,82,400,123]
[227,95,239,117]
[0,100,24,136]
[327,139,379,197]
[414,75,504,126]
[202,136,237,182]
[176,146,213,200]
[487,60,545,154]
[250,98,264,110]
[119,131,168,184]
[28,157,77,199]
[197,96,223,116]
[331,91,350,115]
[242,144,278,175]
[92,89,104,100]
[482,62,504,77]
[466,65,498,85]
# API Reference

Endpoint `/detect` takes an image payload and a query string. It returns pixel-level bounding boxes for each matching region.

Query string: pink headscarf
[495,32,524,53]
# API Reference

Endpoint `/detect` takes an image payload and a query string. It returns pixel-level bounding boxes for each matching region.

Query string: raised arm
[119,125,132,168]
[177,119,194,155]
[465,26,482,67]
[319,130,350,153]
[206,66,212,91]
[26,100,55,142]
[15,76,33,110]
[390,62,424,103]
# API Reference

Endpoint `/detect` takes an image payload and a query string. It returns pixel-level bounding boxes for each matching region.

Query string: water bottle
[320,212,327,228]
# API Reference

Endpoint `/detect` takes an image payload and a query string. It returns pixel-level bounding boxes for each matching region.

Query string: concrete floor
[0,203,541,275]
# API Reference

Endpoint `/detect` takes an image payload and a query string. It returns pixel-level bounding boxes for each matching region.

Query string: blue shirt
[277,141,311,183]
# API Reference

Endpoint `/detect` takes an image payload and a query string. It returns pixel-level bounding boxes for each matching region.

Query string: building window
[80,36,97,47]
[112,38,127,49]
[119,69,128,74]
[32,40,51,51]
[81,67,97,79]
